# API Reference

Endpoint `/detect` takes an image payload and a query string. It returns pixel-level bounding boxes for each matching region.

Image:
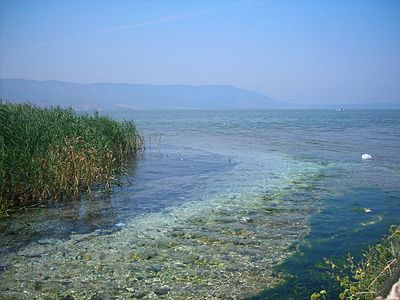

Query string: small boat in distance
[336,108,344,111]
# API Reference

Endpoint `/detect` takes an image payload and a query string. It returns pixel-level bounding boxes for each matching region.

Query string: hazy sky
[1,0,399,104]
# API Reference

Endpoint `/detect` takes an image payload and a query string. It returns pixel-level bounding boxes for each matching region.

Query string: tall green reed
[0,103,144,212]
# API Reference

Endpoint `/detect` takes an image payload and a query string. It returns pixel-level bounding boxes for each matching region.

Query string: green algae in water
[251,189,400,300]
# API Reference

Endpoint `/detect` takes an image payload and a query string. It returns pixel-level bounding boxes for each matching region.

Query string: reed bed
[0,103,144,213]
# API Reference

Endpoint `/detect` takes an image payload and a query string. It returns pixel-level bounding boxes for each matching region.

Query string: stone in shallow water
[240,216,254,224]
[131,291,147,298]
[0,264,8,273]
[37,237,61,245]
[154,286,170,295]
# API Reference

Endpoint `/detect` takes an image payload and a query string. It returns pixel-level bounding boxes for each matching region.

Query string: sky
[0,0,399,105]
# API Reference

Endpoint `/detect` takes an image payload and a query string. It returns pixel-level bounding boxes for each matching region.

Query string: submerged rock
[240,216,254,224]
[0,264,8,273]
[154,286,170,296]
[37,237,61,245]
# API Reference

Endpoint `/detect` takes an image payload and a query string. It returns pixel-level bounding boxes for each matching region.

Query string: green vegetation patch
[314,224,400,300]
[0,103,144,213]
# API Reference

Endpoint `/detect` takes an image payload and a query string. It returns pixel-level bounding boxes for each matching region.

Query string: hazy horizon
[1,0,400,105]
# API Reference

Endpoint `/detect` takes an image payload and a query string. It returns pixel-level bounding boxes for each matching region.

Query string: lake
[1,109,399,299]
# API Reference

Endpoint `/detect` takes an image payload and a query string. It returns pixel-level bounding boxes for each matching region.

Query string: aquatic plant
[320,224,400,300]
[311,289,327,300]
[0,102,144,213]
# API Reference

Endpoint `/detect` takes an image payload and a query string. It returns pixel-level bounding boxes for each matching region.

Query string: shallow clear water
[0,110,399,299]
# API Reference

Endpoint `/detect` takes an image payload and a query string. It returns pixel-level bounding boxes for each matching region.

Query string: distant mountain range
[0,79,284,109]
[303,102,400,109]
[1,79,399,109]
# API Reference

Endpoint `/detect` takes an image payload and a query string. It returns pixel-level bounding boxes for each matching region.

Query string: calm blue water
[0,110,399,299]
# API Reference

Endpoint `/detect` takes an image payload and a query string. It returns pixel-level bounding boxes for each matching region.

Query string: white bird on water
[362,153,372,160]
